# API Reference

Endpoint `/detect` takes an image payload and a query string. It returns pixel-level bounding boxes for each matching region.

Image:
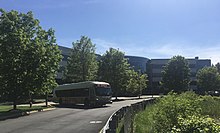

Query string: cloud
[150,42,220,64]
[93,38,220,64]
[93,38,123,55]
[194,47,220,65]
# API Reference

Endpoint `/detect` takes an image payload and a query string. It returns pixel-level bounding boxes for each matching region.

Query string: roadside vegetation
[0,104,48,118]
[0,9,62,109]
[161,56,191,93]
[134,92,220,133]
[0,105,47,113]
[0,9,147,113]
[133,56,220,133]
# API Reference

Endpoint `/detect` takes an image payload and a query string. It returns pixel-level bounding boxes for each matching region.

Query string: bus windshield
[95,87,112,96]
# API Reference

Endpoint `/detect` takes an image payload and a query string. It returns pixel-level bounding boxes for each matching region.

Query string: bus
[53,81,112,107]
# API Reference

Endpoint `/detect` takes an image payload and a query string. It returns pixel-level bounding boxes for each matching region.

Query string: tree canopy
[98,48,131,97]
[215,62,220,74]
[161,55,190,93]
[64,36,98,83]
[126,69,148,97]
[196,67,220,93]
[0,9,62,109]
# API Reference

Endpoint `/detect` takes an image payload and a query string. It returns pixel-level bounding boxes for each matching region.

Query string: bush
[152,92,202,132]
[199,96,220,119]
[134,92,220,133]
[172,115,220,133]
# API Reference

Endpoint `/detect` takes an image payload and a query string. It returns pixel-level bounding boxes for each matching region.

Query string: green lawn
[0,105,48,116]
[0,105,13,113]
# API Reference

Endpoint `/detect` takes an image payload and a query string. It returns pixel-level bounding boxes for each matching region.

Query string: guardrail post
[103,98,157,133]
[107,114,118,133]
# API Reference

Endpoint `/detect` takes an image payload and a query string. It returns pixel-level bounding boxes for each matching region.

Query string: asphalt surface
[0,98,149,133]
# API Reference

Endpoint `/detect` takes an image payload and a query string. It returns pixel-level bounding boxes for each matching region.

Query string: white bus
[53,81,112,107]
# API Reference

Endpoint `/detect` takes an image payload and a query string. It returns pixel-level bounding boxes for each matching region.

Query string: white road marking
[90,121,102,124]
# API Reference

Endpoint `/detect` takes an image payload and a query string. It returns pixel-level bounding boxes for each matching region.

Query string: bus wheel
[84,99,90,108]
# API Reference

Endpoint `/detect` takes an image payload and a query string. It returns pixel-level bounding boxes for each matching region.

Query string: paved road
[0,98,149,133]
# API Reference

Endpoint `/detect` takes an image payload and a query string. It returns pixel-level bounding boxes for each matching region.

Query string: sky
[1,0,220,64]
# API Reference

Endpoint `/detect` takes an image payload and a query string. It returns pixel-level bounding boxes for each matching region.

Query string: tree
[98,48,130,98]
[0,9,62,109]
[126,70,139,96]
[161,55,190,93]
[64,36,98,83]
[126,70,148,98]
[215,62,220,73]
[138,73,148,97]
[196,67,220,93]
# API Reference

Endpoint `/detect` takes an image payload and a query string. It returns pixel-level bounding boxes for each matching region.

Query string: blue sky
[1,0,220,64]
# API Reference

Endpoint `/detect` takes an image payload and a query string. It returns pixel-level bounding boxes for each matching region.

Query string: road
[0,98,148,133]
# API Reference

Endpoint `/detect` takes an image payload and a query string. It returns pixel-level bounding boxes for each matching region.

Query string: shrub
[171,115,220,133]
[152,92,202,132]
[134,92,220,133]
[199,95,220,119]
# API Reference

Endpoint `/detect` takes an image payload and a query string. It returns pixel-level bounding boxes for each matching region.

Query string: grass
[0,104,48,117]
[133,105,154,133]
[0,105,13,113]
[116,118,125,133]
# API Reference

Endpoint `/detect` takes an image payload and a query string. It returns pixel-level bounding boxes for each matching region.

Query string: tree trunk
[82,63,86,81]
[29,92,33,108]
[45,92,48,107]
[115,96,118,100]
[13,100,17,110]
[115,90,118,100]
[139,90,141,99]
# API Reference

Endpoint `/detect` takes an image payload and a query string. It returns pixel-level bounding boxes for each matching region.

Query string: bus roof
[54,81,110,91]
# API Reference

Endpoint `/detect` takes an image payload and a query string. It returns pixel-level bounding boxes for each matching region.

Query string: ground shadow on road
[54,104,110,110]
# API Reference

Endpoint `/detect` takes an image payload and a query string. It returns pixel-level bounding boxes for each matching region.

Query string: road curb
[0,107,56,121]
[27,107,56,114]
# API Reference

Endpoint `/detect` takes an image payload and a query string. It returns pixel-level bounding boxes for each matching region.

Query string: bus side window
[72,88,89,97]
[89,88,95,97]
[84,88,89,97]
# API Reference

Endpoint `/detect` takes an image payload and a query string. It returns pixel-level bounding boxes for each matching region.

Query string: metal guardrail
[100,98,155,133]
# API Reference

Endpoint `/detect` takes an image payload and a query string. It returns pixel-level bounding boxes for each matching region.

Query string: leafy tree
[138,73,148,97]
[196,67,220,93]
[126,70,139,95]
[215,62,220,73]
[64,36,98,83]
[126,70,148,98]
[161,55,190,93]
[98,48,130,98]
[0,9,62,109]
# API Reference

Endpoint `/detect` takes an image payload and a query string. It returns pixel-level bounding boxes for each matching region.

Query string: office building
[125,56,149,73]
[56,46,149,83]
[146,57,211,93]
[57,46,212,93]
